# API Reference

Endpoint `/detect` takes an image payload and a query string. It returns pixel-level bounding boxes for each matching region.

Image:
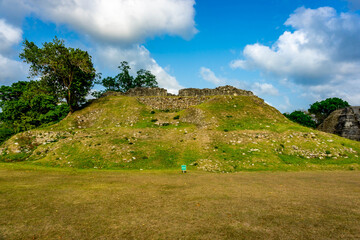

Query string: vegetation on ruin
[1,94,359,172]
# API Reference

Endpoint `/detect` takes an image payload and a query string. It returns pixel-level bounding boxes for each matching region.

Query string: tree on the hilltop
[308,97,350,125]
[134,69,158,89]
[0,81,69,133]
[283,111,317,129]
[99,61,158,93]
[20,37,96,112]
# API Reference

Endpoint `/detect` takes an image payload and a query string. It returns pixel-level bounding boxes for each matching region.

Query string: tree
[117,61,135,92]
[134,69,158,89]
[0,123,14,144]
[284,111,317,128]
[0,81,69,133]
[20,37,96,112]
[99,61,158,93]
[308,97,350,125]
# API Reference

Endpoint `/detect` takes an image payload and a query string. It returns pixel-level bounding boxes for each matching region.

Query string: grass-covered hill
[1,94,359,171]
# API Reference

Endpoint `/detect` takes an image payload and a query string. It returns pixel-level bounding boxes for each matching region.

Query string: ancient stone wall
[126,87,168,96]
[101,91,123,97]
[137,96,210,110]
[102,86,253,98]
[101,86,255,110]
[178,85,253,97]
[318,107,360,141]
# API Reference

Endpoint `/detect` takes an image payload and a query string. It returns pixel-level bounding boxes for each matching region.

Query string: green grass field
[1,95,360,239]
[1,164,360,239]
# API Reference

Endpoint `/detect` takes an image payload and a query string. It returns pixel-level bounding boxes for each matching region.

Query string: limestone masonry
[101,86,256,110]
[318,107,360,141]
[136,96,211,110]
[178,86,253,97]
[102,85,254,97]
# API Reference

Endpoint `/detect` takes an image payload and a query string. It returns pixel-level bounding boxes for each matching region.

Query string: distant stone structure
[318,107,360,141]
[101,86,256,110]
[178,85,253,97]
[126,87,168,96]
[102,85,254,98]
[100,87,168,97]
[137,96,210,110]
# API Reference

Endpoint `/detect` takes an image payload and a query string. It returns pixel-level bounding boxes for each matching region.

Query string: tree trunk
[67,89,74,113]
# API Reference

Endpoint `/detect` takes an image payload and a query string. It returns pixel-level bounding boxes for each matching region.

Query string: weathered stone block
[178,85,253,97]
[125,87,168,96]
[318,107,360,141]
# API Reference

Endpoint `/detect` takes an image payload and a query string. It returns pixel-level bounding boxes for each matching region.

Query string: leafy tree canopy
[19,37,96,112]
[99,61,158,93]
[283,111,317,129]
[308,97,350,125]
[0,81,69,134]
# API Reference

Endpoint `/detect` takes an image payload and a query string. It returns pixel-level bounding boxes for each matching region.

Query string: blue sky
[0,0,359,112]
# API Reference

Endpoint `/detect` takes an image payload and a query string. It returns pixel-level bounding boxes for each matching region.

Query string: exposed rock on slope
[179,85,253,96]
[318,107,360,141]
[1,87,359,171]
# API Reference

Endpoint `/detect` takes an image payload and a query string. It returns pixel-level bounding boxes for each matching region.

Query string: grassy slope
[1,95,359,171]
[1,165,360,239]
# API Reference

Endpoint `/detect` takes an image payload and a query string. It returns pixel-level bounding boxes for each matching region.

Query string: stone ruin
[178,85,253,97]
[102,85,254,98]
[318,107,360,141]
[100,86,256,111]
[126,87,168,96]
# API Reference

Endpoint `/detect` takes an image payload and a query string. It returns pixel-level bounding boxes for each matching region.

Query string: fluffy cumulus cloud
[231,7,360,104]
[4,0,197,44]
[199,67,226,85]
[0,0,196,91]
[199,67,279,97]
[251,82,279,96]
[0,19,28,84]
[0,19,22,54]
[96,45,183,93]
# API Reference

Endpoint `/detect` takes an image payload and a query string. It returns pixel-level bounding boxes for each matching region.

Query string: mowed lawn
[1,165,360,239]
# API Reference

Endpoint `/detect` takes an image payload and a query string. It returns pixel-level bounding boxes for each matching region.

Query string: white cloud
[0,55,28,84]
[0,0,195,91]
[0,0,31,25]
[199,67,279,97]
[231,7,360,104]
[278,96,292,112]
[0,19,22,55]
[95,45,183,93]
[0,19,27,84]
[199,67,226,85]
[251,82,279,96]
[18,0,197,44]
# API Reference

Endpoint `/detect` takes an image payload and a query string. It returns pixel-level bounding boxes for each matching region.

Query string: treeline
[284,98,350,128]
[0,37,158,143]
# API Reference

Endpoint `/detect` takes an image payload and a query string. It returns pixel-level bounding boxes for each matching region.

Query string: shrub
[284,111,316,128]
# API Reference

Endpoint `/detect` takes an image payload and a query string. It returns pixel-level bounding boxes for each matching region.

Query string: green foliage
[99,61,158,93]
[39,104,70,124]
[134,69,158,89]
[0,81,69,133]
[283,111,316,128]
[308,97,350,125]
[0,124,14,144]
[20,37,96,112]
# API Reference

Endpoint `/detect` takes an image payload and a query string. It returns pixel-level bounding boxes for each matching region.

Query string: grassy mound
[1,95,359,171]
